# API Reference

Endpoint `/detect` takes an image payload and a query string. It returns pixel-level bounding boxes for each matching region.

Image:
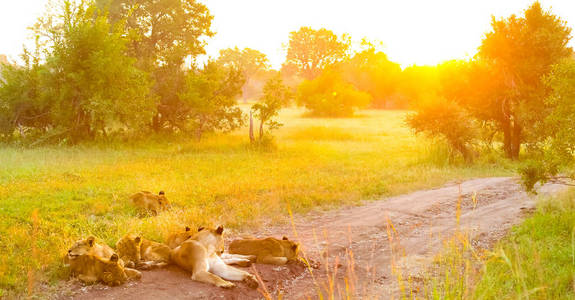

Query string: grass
[0,107,514,296]
[424,189,575,300]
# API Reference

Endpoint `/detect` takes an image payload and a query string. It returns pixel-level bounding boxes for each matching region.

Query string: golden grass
[0,107,513,296]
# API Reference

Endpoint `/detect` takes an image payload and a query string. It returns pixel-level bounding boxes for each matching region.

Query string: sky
[1,0,575,69]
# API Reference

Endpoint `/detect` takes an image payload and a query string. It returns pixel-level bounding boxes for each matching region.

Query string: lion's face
[157,191,170,210]
[101,254,128,286]
[67,236,97,258]
[281,238,300,260]
[118,235,142,264]
[195,226,225,255]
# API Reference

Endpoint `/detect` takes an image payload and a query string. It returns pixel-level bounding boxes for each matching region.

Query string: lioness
[116,234,171,270]
[229,236,300,265]
[130,191,170,215]
[69,253,141,286]
[167,226,255,267]
[171,226,258,289]
[66,236,125,267]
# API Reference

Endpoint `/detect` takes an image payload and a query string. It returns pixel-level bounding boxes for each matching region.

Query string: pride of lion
[63,191,302,290]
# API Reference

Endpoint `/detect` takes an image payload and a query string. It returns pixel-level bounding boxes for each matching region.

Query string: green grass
[424,189,575,300]
[471,190,575,299]
[0,107,514,296]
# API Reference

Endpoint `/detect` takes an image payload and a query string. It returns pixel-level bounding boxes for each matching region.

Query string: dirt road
[61,177,565,299]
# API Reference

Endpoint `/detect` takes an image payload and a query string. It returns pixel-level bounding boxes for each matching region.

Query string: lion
[116,234,171,270]
[69,253,141,286]
[171,225,258,289]
[130,191,170,215]
[228,236,300,265]
[167,226,255,267]
[66,236,125,267]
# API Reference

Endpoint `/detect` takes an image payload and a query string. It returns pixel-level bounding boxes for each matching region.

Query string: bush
[297,70,371,117]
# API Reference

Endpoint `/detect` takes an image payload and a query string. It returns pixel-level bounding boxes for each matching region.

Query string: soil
[54,177,565,299]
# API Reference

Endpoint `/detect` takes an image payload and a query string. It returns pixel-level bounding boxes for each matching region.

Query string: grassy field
[0,107,515,296]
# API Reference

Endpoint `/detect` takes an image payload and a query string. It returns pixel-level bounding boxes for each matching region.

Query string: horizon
[1,0,575,69]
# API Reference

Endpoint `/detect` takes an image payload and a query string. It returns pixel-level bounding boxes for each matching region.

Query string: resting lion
[66,236,124,267]
[171,226,258,288]
[229,236,300,265]
[167,226,255,267]
[130,191,170,215]
[69,253,141,286]
[116,234,171,270]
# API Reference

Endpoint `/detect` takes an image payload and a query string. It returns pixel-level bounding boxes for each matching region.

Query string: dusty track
[60,177,565,299]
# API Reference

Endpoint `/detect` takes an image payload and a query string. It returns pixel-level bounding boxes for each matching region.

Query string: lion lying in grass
[130,190,170,216]
[171,226,259,288]
[229,236,300,265]
[116,234,171,270]
[69,253,141,286]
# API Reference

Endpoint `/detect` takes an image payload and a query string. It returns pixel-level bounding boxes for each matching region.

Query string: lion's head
[67,236,97,258]
[100,254,129,286]
[116,235,142,267]
[157,191,170,210]
[194,225,225,255]
[281,236,301,261]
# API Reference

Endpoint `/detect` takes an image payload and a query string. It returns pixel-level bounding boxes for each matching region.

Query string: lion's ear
[159,191,165,196]
[216,226,224,235]
[197,226,205,232]
[134,236,141,244]
[282,236,289,240]
[185,226,191,232]
[110,254,119,262]
[292,244,298,251]
[87,236,96,247]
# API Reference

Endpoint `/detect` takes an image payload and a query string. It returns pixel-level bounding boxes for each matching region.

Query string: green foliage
[340,44,402,108]
[521,59,575,191]
[98,0,214,131]
[284,27,351,80]
[252,76,292,138]
[179,61,245,140]
[297,69,371,117]
[407,99,478,162]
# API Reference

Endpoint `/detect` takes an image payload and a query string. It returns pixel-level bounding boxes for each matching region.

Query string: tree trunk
[259,119,264,140]
[510,122,522,160]
[152,113,161,132]
[502,118,513,159]
[249,111,255,143]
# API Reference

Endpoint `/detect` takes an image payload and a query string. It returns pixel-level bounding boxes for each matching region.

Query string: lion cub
[229,236,300,265]
[70,253,141,286]
[130,191,170,216]
[116,234,171,270]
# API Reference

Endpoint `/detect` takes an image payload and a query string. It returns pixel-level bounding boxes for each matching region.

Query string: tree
[520,59,575,191]
[97,0,214,131]
[476,1,572,159]
[297,69,371,117]
[252,76,292,140]
[407,98,478,162]
[341,44,402,108]
[284,27,350,80]
[217,47,269,102]
[179,61,245,140]
[42,1,155,142]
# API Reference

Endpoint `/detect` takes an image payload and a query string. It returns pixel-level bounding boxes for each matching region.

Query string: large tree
[97,0,214,131]
[476,1,572,159]
[217,47,269,102]
[284,27,350,80]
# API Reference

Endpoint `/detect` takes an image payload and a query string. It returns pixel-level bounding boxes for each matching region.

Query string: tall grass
[423,189,575,300]
[0,108,514,296]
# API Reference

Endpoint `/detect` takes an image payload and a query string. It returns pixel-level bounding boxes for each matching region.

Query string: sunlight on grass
[0,108,514,295]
